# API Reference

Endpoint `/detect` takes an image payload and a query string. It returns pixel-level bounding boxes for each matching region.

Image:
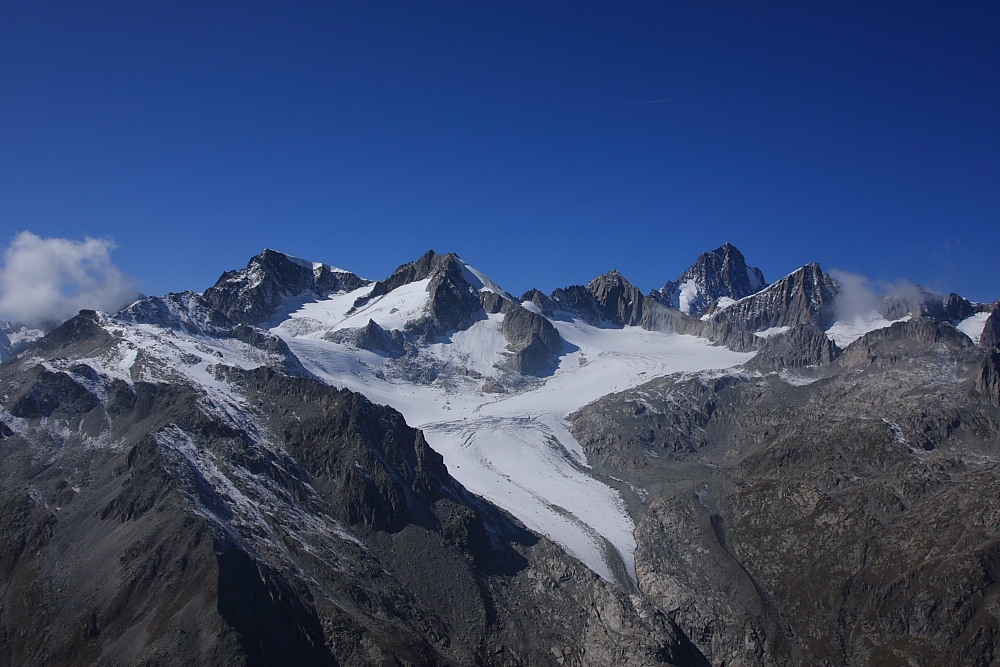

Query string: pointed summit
[351,250,514,339]
[586,270,646,326]
[201,250,368,326]
[656,243,767,316]
[540,270,648,327]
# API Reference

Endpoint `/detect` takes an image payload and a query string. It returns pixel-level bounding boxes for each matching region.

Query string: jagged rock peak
[710,262,839,332]
[586,268,627,286]
[360,250,513,305]
[656,242,767,317]
[586,270,646,327]
[201,249,369,326]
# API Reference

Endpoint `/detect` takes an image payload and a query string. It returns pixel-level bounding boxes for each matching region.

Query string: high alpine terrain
[1,243,998,666]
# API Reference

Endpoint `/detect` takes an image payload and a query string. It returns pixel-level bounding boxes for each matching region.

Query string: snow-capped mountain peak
[656,242,767,317]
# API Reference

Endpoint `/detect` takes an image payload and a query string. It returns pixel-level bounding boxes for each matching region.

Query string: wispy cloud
[0,231,140,327]
[830,269,926,320]
[828,270,878,319]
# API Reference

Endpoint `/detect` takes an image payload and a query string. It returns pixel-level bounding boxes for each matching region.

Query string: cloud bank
[829,269,927,320]
[0,231,140,327]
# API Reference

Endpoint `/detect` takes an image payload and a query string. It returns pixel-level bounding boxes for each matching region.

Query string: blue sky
[1,1,998,307]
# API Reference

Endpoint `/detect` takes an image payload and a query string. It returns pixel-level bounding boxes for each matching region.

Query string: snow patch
[826,312,911,348]
[427,314,506,377]
[747,266,765,291]
[520,300,542,315]
[777,369,820,386]
[956,312,991,345]
[755,326,791,339]
[458,258,512,298]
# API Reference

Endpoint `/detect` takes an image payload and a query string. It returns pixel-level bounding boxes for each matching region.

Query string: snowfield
[49,264,753,588]
[957,312,991,344]
[270,281,753,586]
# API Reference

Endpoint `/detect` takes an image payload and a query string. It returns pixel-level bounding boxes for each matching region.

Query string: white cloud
[829,269,878,320]
[0,231,140,327]
[830,269,930,321]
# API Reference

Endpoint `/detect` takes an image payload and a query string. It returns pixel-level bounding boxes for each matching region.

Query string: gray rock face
[942,291,978,321]
[836,317,975,371]
[481,291,565,375]
[326,318,407,357]
[746,324,840,372]
[709,263,839,331]
[587,270,647,326]
[979,303,1000,349]
[568,313,1000,665]
[978,347,1000,406]
[499,303,564,375]
[545,284,610,324]
[656,243,767,316]
[541,270,649,327]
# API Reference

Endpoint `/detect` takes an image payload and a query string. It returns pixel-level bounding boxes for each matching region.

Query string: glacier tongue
[274,299,753,587]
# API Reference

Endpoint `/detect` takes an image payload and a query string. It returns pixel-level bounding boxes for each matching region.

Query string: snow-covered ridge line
[265,248,354,275]
[826,312,911,348]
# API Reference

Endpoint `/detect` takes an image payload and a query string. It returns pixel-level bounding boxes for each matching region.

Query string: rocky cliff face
[746,324,841,371]
[708,263,839,331]
[586,270,647,326]
[525,268,651,328]
[979,304,1000,349]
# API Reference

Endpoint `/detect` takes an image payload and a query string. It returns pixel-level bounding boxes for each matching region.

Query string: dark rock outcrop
[978,346,1000,406]
[943,292,978,321]
[980,304,1000,350]
[837,317,976,370]
[500,304,564,375]
[203,249,368,326]
[747,324,841,371]
[587,270,647,326]
[326,318,406,357]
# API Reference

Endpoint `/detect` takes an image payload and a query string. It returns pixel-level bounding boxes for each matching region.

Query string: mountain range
[1,243,998,665]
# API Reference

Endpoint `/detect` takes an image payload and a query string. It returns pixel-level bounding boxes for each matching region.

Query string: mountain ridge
[1,242,998,665]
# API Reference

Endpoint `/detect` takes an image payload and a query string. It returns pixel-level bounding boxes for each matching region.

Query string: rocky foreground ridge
[1,244,999,665]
